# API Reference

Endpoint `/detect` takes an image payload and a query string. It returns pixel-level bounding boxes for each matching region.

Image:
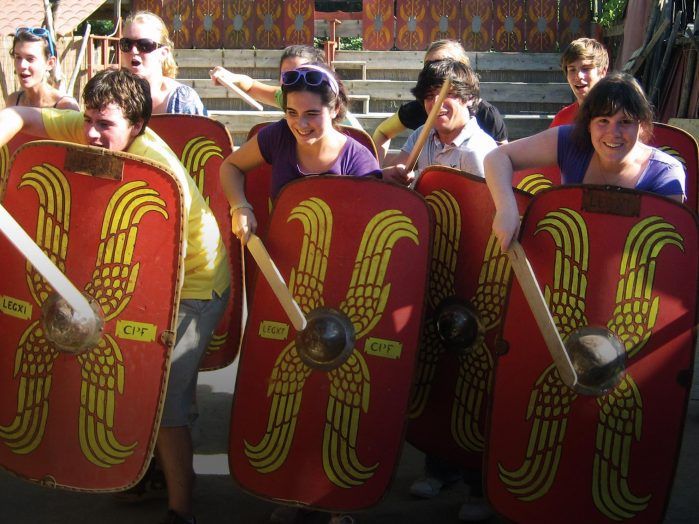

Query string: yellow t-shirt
[41,109,229,300]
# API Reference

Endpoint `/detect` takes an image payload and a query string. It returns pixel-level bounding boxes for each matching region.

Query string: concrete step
[182,78,572,115]
[207,110,552,148]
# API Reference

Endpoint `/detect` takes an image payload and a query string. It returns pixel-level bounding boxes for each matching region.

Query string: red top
[550,102,579,128]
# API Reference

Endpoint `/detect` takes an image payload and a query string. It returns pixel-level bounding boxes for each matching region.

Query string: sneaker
[113,460,167,503]
[328,514,355,524]
[270,505,312,524]
[458,497,493,522]
[409,476,446,498]
[160,509,196,524]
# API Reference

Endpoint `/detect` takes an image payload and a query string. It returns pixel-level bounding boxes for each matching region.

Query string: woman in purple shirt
[220,64,381,244]
[485,72,686,251]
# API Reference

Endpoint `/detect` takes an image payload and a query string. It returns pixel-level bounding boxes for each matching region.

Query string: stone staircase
[173,49,572,149]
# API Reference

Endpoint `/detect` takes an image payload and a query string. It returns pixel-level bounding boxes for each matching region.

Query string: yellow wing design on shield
[498,208,588,500]
[180,137,223,203]
[244,341,311,472]
[323,210,418,487]
[0,165,71,454]
[244,198,331,472]
[19,165,71,305]
[452,233,509,451]
[0,322,59,454]
[84,181,168,320]
[76,335,136,467]
[592,216,682,519]
[410,190,460,418]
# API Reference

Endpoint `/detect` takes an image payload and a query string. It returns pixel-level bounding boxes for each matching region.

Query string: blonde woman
[121,10,206,115]
[6,27,79,110]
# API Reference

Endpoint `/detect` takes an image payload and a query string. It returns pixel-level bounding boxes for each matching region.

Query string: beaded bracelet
[229,202,253,215]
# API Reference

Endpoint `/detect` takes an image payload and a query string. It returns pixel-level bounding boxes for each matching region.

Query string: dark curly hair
[83,69,152,134]
[411,59,479,108]
[573,72,654,147]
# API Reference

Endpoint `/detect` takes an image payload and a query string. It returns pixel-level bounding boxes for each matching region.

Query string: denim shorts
[161,288,229,427]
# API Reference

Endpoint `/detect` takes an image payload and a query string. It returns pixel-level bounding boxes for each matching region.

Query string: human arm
[209,66,279,107]
[219,135,266,245]
[55,96,80,111]
[372,112,407,164]
[0,106,48,146]
[381,149,411,186]
[485,127,560,251]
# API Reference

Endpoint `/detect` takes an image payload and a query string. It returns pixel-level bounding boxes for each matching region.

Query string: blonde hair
[124,10,178,78]
[424,39,470,67]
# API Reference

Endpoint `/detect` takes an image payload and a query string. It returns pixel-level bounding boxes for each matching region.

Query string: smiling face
[589,110,641,163]
[120,20,166,81]
[83,103,143,152]
[13,40,54,90]
[423,87,471,137]
[284,90,337,145]
[566,58,607,104]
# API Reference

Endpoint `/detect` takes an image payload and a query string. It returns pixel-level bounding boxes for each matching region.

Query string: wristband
[229,202,253,215]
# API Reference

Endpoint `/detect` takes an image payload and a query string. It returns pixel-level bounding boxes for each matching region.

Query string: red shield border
[486,185,698,523]
[0,141,184,491]
[229,176,432,510]
[648,122,698,212]
[410,166,531,469]
[148,114,242,370]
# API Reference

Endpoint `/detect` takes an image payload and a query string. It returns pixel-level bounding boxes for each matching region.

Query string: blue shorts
[161,288,229,427]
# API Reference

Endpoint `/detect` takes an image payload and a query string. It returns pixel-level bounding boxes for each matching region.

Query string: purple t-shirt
[257,119,381,197]
[557,125,686,198]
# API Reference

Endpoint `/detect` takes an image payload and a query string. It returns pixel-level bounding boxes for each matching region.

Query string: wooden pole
[403,78,452,174]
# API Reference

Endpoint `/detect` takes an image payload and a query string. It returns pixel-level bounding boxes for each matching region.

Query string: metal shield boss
[486,186,698,523]
[149,114,242,369]
[410,167,531,469]
[229,176,431,510]
[0,141,184,491]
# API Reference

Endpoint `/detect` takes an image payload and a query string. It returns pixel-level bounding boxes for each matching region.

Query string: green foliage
[597,0,628,27]
[314,36,363,50]
[75,20,115,36]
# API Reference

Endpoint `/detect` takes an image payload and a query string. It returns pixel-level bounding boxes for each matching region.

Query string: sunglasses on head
[15,27,56,57]
[281,66,339,96]
[119,37,163,54]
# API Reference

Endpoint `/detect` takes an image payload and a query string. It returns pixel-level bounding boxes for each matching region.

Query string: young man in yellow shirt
[0,68,229,524]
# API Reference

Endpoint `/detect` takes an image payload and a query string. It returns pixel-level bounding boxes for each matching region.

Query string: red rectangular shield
[229,176,432,510]
[0,141,184,491]
[486,185,698,523]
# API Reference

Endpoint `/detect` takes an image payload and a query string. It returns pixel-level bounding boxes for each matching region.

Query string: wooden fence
[132,0,591,51]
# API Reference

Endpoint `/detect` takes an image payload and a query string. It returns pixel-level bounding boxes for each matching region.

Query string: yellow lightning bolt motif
[452,233,510,452]
[179,136,223,204]
[19,165,71,305]
[0,165,70,453]
[324,209,418,487]
[0,321,58,454]
[77,181,167,466]
[607,217,684,360]
[656,146,686,170]
[592,216,683,519]
[0,144,8,180]
[77,335,136,467]
[517,173,554,195]
[410,190,460,419]
[498,208,588,500]
[84,181,168,320]
[243,198,331,471]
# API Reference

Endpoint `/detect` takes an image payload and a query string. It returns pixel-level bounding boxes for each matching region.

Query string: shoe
[160,509,196,524]
[409,476,445,498]
[328,514,355,524]
[458,497,493,521]
[269,505,312,524]
[114,460,167,503]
